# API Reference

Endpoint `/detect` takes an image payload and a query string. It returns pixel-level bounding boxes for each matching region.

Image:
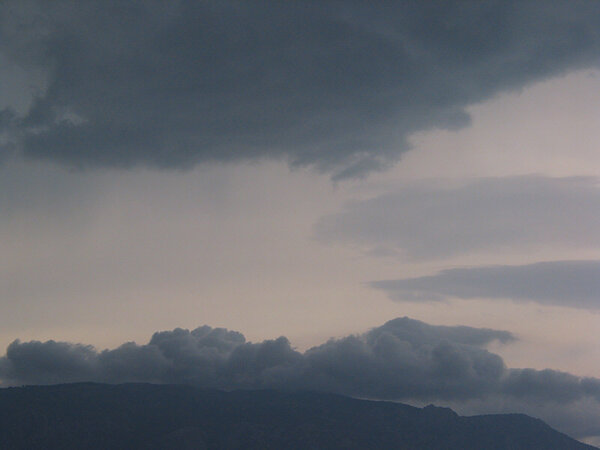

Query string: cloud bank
[2,317,600,440]
[315,176,600,258]
[1,1,600,177]
[372,260,600,309]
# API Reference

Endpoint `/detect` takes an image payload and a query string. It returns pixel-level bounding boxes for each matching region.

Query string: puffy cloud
[1,1,599,178]
[2,317,600,440]
[372,260,600,309]
[315,176,600,259]
[0,339,98,385]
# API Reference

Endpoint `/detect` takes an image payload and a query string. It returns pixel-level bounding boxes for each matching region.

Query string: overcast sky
[1,0,600,444]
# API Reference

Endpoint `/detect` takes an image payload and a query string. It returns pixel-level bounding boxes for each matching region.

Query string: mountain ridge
[0,382,595,449]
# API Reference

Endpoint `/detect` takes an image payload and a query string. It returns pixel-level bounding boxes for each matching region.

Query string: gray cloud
[372,260,600,309]
[1,2,599,178]
[315,176,600,258]
[2,317,600,440]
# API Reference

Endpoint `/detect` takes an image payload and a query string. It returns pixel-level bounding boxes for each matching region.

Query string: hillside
[0,383,595,449]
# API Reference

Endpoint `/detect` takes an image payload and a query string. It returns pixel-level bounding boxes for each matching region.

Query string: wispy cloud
[372,260,600,309]
[316,176,600,259]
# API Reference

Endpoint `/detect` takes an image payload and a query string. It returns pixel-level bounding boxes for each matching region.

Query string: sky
[1,0,600,444]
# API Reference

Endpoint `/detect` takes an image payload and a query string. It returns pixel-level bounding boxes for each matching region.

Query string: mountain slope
[0,383,594,449]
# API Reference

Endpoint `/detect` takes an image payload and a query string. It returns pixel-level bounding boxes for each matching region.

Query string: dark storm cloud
[1,2,599,178]
[1,316,598,404]
[0,340,98,385]
[315,176,600,258]
[372,260,600,309]
[3,317,600,437]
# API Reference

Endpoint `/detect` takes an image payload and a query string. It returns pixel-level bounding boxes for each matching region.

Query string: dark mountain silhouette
[0,383,595,449]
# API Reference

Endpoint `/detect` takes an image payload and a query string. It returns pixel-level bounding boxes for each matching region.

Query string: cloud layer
[1,1,600,177]
[2,317,600,440]
[372,260,600,309]
[315,176,600,259]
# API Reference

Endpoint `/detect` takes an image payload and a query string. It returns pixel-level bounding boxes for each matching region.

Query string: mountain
[0,383,594,449]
